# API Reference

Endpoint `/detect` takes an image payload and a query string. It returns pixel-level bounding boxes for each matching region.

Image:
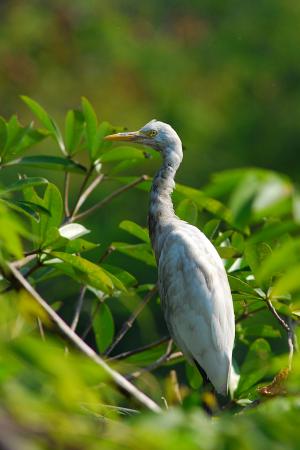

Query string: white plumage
[105,120,235,395]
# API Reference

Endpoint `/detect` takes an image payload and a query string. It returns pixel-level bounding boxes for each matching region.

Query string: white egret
[105,121,235,395]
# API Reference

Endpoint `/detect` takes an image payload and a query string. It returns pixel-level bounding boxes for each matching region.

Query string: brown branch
[8,263,162,413]
[71,173,104,219]
[110,336,170,361]
[105,284,158,356]
[127,339,173,380]
[64,172,71,218]
[266,298,294,369]
[70,286,87,332]
[68,165,94,219]
[235,306,266,324]
[73,175,149,222]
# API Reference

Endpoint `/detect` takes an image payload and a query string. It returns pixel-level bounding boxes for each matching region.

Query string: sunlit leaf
[50,251,114,293]
[81,97,97,156]
[64,109,84,155]
[21,96,65,154]
[119,220,150,243]
[112,242,156,266]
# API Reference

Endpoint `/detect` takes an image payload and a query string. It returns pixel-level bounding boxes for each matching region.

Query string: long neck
[148,142,182,259]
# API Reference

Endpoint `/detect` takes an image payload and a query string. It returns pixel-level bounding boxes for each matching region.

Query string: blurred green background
[1,0,299,184]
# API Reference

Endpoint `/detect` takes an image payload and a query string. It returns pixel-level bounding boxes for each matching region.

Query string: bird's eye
[149,130,157,137]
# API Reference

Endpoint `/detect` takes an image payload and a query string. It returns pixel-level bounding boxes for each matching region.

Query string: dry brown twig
[9,263,162,414]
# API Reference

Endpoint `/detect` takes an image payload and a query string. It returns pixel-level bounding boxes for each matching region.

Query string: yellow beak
[104,131,141,142]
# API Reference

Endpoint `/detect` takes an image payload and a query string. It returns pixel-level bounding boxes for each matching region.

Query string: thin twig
[71,174,104,219]
[170,369,182,405]
[8,263,162,413]
[10,254,36,269]
[69,165,94,219]
[105,284,158,356]
[73,175,149,222]
[266,298,294,369]
[110,336,170,361]
[235,306,266,324]
[127,339,173,380]
[81,300,101,340]
[71,286,87,332]
[64,172,71,218]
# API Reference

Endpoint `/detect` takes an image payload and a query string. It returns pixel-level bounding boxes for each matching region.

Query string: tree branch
[70,286,86,332]
[266,298,294,369]
[110,336,170,361]
[126,339,173,380]
[105,284,158,356]
[71,173,104,219]
[63,172,70,218]
[73,175,149,222]
[8,263,162,413]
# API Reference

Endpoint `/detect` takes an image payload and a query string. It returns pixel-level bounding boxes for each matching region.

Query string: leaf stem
[266,298,294,369]
[72,175,149,222]
[109,336,170,361]
[71,173,104,219]
[63,172,70,217]
[105,284,158,356]
[126,339,173,380]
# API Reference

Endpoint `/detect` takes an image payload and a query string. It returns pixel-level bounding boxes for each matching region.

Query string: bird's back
[157,220,235,394]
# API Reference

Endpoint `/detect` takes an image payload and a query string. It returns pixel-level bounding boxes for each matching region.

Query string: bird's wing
[158,222,235,394]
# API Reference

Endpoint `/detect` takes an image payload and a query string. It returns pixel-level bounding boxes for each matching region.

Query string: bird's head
[105,120,182,155]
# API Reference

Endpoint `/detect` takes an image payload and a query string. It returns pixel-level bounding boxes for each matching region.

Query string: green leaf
[1,198,51,222]
[101,263,137,287]
[272,264,300,297]
[237,338,272,395]
[112,242,156,267]
[245,242,272,289]
[21,96,65,154]
[8,155,86,173]
[0,202,24,259]
[186,363,203,389]
[24,183,63,245]
[228,275,257,295]
[258,238,300,284]
[176,199,198,225]
[63,238,99,254]
[64,110,84,155]
[91,121,114,160]
[81,97,97,156]
[203,219,220,240]
[93,302,115,353]
[50,252,114,293]
[175,183,232,224]
[216,246,240,259]
[248,220,298,244]
[1,177,48,195]
[100,147,145,163]
[119,220,150,243]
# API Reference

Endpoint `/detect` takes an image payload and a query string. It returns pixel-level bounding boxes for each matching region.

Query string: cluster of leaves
[0,99,300,449]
